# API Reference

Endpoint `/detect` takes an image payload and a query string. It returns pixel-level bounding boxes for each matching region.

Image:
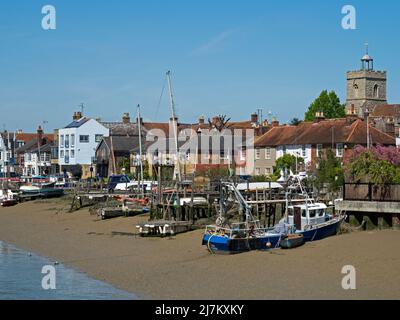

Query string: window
[65,150,69,164]
[220,149,226,160]
[316,144,323,157]
[336,143,344,157]
[60,150,64,158]
[265,168,271,175]
[255,168,261,175]
[255,148,261,160]
[309,210,316,218]
[65,134,69,148]
[60,135,64,148]
[71,150,75,159]
[373,84,379,98]
[0,152,2,160]
[265,148,271,160]
[353,84,359,98]
[95,134,103,143]
[302,145,306,157]
[282,146,287,155]
[240,148,245,161]
[80,135,89,143]
[71,134,75,147]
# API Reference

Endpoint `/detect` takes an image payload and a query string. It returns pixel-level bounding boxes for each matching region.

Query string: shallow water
[0,241,138,300]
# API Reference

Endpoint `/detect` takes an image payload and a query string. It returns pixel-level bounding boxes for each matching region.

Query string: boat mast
[166,71,181,182]
[137,104,144,196]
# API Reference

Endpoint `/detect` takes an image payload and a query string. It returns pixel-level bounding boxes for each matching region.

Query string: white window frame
[255,148,261,160]
[302,145,306,157]
[265,147,271,160]
[80,135,89,143]
[336,143,344,157]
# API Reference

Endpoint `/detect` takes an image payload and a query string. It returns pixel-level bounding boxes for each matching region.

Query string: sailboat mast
[166,71,182,182]
[137,104,144,196]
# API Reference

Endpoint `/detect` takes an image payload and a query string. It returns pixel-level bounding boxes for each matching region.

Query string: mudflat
[0,199,399,299]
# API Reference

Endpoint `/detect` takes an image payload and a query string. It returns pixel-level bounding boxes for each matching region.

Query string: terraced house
[253,113,395,176]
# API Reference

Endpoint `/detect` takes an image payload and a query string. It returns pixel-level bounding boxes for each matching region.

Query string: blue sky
[1,0,400,132]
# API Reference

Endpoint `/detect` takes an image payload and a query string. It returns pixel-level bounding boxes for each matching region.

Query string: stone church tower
[345,46,387,117]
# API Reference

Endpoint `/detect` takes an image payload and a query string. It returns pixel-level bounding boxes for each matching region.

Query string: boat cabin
[287,203,331,231]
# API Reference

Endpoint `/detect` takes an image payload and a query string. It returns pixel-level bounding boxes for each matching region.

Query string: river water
[0,240,138,300]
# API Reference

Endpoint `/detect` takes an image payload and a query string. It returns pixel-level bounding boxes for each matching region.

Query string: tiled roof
[101,136,141,153]
[15,133,53,143]
[371,104,400,117]
[255,118,395,147]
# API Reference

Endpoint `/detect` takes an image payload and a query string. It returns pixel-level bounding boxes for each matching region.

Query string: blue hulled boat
[202,181,345,254]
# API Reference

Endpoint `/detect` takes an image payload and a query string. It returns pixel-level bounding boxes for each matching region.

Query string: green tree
[273,153,304,180]
[289,118,302,126]
[348,151,400,185]
[118,157,130,174]
[304,90,345,121]
[314,150,344,192]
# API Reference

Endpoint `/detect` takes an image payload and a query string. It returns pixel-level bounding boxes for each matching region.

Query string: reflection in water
[0,241,137,300]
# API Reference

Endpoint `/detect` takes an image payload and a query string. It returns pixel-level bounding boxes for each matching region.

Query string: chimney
[122,112,130,124]
[314,111,325,122]
[198,115,205,125]
[346,105,358,124]
[73,111,82,121]
[37,126,43,147]
[251,112,258,124]
[271,117,279,127]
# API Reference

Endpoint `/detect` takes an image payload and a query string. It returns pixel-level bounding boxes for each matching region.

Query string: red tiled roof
[255,118,395,147]
[371,104,400,117]
[15,133,53,142]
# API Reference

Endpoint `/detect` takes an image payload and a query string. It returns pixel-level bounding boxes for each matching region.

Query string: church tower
[345,45,387,117]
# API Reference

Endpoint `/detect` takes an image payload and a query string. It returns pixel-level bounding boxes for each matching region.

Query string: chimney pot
[251,112,258,124]
[122,112,130,124]
[73,111,82,121]
[198,116,205,125]
[37,126,43,147]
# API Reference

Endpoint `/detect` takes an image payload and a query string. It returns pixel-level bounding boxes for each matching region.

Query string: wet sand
[0,199,399,299]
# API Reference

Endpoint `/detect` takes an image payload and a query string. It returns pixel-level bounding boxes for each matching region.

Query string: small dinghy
[1,198,18,207]
[280,234,304,249]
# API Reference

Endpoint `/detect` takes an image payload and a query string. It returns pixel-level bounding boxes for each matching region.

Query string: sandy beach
[0,198,399,300]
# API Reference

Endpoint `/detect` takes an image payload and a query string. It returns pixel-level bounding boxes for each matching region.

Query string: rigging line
[154,76,167,121]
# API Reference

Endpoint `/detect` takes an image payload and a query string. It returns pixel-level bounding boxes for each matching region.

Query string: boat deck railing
[204,224,277,239]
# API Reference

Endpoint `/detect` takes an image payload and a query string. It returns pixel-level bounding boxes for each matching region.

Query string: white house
[23,143,52,176]
[0,132,15,175]
[58,112,109,178]
[276,144,313,169]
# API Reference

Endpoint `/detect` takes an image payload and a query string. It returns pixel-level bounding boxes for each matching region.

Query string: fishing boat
[202,180,345,254]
